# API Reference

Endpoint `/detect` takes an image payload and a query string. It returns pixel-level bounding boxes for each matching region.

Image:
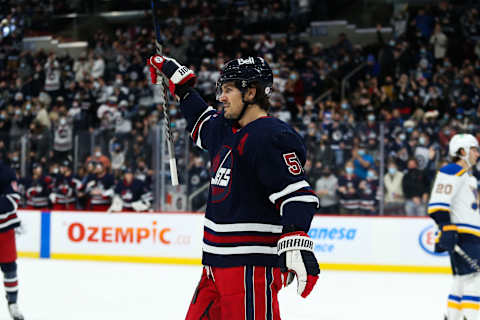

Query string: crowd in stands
[1,0,480,214]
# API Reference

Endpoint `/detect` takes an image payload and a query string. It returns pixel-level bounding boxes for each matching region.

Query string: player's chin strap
[236,91,252,121]
[460,149,473,168]
[460,154,473,169]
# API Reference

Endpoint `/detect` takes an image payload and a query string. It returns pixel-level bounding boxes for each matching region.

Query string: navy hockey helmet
[216,57,273,101]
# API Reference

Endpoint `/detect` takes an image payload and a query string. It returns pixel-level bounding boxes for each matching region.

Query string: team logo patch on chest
[210,146,233,203]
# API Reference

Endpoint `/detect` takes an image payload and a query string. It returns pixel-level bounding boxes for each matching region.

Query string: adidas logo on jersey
[211,168,231,187]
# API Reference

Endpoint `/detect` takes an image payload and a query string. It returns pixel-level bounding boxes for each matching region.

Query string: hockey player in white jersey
[428,134,480,320]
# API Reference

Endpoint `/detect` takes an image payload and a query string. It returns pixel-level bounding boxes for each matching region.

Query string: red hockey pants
[0,229,17,263]
[185,265,285,320]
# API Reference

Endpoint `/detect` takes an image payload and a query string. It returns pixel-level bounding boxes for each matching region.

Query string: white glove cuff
[170,66,194,84]
[277,235,314,255]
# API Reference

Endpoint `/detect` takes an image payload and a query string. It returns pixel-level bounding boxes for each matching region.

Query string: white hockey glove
[85,180,96,193]
[107,195,123,213]
[147,55,196,98]
[131,199,150,212]
[49,193,56,204]
[277,230,320,298]
[15,223,26,236]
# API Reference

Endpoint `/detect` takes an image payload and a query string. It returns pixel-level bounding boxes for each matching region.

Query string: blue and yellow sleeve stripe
[456,223,480,238]
[427,202,451,214]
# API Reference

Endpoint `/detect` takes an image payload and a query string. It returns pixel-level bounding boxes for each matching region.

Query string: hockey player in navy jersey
[24,163,52,209]
[0,161,24,320]
[49,161,81,210]
[428,134,480,320]
[108,168,151,212]
[148,55,320,319]
[83,162,115,211]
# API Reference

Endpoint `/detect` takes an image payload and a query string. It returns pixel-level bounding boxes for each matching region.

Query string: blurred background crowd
[1,0,480,215]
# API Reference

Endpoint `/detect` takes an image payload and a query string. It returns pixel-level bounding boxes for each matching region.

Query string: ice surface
[0,258,450,319]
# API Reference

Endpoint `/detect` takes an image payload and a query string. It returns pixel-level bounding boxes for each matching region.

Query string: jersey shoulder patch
[439,163,466,176]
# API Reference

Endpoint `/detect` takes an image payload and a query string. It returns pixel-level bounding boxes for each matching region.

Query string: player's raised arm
[148,55,217,150]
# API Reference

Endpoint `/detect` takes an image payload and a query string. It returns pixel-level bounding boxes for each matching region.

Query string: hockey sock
[447,275,463,320]
[461,273,480,320]
[1,262,18,304]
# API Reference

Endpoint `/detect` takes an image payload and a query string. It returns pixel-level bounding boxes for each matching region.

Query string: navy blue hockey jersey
[52,173,81,205]
[84,173,115,206]
[114,178,150,210]
[181,90,319,267]
[0,162,21,233]
[24,175,52,208]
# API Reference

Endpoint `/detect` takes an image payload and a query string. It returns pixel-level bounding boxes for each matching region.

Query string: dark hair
[249,81,271,112]
[452,149,463,163]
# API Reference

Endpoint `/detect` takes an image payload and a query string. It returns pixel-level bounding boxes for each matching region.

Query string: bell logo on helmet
[241,80,247,88]
[238,57,255,65]
[154,56,164,64]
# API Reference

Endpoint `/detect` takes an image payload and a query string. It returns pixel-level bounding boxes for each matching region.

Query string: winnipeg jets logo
[210,146,234,203]
[211,149,232,187]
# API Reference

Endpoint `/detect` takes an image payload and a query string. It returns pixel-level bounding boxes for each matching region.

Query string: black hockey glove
[147,55,196,99]
[435,224,458,252]
[277,229,319,298]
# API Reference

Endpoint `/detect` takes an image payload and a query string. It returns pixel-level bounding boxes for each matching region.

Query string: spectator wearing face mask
[352,144,374,179]
[337,160,360,214]
[402,158,429,216]
[314,167,338,214]
[358,168,379,215]
[383,161,405,215]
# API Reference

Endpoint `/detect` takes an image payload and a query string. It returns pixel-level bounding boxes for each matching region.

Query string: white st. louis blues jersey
[428,163,480,274]
[429,163,479,228]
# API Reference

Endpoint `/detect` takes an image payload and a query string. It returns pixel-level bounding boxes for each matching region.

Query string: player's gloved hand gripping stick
[148,55,196,99]
[277,227,320,298]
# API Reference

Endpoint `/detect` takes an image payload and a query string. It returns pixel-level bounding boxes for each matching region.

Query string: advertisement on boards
[309,216,450,269]
[50,212,204,258]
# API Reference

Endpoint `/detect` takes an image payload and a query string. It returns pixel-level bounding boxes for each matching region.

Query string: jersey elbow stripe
[268,180,310,203]
[279,195,320,216]
[456,168,467,176]
[427,207,450,214]
[457,224,480,237]
[194,115,212,149]
[191,107,215,145]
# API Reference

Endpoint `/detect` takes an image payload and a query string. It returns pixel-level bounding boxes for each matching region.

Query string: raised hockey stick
[454,245,480,272]
[150,0,179,186]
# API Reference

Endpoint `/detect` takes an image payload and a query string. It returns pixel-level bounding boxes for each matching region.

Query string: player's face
[469,147,480,164]
[218,82,243,119]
